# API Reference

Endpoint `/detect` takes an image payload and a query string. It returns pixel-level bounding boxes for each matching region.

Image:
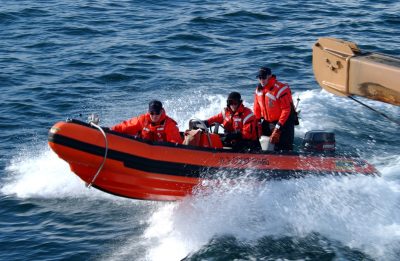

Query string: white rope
[86,122,109,188]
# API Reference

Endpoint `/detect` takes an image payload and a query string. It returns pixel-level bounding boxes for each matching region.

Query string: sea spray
[144,173,400,260]
[1,147,111,200]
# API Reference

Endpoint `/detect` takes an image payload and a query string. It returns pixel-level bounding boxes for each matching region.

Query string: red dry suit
[253,75,294,127]
[206,103,258,141]
[111,111,182,143]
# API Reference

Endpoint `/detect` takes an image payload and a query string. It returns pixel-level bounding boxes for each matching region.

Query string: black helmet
[257,66,272,79]
[228,91,241,101]
[227,92,242,106]
[148,100,163,114]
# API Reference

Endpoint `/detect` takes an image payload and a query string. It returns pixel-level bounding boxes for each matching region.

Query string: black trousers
[261,111,295,151]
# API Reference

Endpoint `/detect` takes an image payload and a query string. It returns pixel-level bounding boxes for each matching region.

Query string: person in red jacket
[254,66,297,151]
[111,100,182,144]
[204,92,259,151]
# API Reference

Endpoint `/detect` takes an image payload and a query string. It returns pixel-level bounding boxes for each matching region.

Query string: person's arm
[165,121,183,144]
[277,87,293,127]
[111,116,143,135]
[241,111,256,140]
[253,92,262,120]
[206,112,224,126]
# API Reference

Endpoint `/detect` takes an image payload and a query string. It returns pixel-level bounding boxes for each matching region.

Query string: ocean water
[1,1,400,260]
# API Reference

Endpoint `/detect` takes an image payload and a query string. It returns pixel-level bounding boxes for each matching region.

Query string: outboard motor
[302,131,335,152]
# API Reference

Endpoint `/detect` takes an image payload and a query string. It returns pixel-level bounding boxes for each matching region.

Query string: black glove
[261,120,272,136]
[202,120,209,128]
[223,132,242,142]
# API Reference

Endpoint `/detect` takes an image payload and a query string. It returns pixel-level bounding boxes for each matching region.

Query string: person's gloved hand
[202,120,209,128]
[270,128,281,144]
[257,119,262,136]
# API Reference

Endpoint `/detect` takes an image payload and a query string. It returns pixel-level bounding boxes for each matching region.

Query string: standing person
[204,92,259,151]
[111,100,182,144]
[254,66,297,151]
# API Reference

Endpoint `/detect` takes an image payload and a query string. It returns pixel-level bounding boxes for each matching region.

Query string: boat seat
[199,132,223,149]
[183,129,223,149]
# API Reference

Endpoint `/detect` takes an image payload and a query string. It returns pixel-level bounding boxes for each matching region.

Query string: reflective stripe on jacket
[253,76,293,126]
[111,111,182,143]
[206,103,258,141]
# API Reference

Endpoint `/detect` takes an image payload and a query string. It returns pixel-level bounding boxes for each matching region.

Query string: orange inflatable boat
[48,119,379,201]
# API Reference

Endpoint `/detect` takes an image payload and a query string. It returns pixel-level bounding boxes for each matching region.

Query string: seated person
[203,92,260,151]
[111,100,182,144]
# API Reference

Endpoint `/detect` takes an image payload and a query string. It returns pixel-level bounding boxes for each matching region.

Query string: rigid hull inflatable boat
[48,38,400,201]
[48,119,378,201]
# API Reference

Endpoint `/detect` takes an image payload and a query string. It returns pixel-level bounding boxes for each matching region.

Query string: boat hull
[48,120,378,201]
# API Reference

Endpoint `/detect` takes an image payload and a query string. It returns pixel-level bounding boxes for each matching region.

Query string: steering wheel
[209,122,225,134]
[188,119,208,131]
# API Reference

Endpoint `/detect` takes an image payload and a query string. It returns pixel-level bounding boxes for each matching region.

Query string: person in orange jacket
[254,66,297,151]
[111,100,182,144]
[204,92,259,151]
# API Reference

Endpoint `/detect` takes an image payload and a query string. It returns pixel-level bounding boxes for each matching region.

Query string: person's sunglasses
[258,75,267,80]
[227,100,239,106]
[149,111,161,115]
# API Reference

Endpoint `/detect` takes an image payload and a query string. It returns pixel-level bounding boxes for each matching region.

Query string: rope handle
[86,121,109,188]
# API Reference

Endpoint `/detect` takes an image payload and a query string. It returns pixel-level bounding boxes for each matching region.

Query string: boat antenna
[295,95,300,110]
[348,96,400,125]
[86,114,109,188]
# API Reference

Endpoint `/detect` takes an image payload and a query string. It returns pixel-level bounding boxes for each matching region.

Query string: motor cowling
[303,131,335,152]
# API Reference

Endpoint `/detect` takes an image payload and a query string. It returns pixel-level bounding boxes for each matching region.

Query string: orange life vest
[140,117,167,142]
[111,111,182,143]
[253,76,293,126]
[207,104,258,141]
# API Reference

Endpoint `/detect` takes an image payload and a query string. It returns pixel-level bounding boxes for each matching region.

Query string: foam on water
[372,154,400,181]
[0,146,111,200]
[142,173,400,260]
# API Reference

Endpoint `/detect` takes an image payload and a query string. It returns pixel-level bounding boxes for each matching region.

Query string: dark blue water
[1,1,400,260]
